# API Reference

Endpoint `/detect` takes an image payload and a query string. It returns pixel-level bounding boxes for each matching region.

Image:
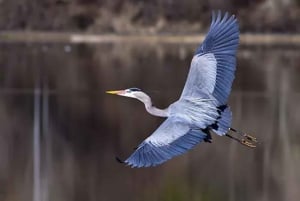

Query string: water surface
[0,43,299,201]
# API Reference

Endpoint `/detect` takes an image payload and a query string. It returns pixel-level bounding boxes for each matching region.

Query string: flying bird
[107,11,258,168]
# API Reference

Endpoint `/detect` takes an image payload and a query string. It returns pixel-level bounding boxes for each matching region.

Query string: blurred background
[0,1,300,201]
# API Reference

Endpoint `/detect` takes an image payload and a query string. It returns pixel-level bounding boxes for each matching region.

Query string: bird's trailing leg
[229,128,258,143]
[225,128,258,148]
[225,133,256,148]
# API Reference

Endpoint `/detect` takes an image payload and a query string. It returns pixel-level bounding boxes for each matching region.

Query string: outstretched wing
[124,117,209,168]
[180,11,239,105]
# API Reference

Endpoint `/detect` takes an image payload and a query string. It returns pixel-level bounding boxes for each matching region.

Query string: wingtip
[115,156,125,164]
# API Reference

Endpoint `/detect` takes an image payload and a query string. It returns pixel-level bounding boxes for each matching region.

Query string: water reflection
[0,43,299,201]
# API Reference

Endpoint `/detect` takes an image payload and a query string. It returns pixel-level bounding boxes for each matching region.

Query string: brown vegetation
[0,0,299,33]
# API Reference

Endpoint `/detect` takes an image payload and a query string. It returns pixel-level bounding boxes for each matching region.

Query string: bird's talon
[241,139,256,148]
[244,134,258,142]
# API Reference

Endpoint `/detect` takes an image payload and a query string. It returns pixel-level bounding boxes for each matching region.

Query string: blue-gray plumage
[107,11,258,168]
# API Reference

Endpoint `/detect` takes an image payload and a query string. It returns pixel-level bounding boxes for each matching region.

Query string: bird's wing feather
[180,11,239,105]
[124,117,208,168]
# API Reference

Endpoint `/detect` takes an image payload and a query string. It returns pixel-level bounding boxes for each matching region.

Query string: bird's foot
[229,128,258,147]
[240,138,256,148]
[243,134,258,143]
[226,130,258,148]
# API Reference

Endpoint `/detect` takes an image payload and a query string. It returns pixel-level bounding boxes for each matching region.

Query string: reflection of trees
[0,1,299,32]
[0,44,300,201]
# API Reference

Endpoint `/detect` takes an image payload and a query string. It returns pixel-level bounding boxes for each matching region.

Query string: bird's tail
[212,106,232,136]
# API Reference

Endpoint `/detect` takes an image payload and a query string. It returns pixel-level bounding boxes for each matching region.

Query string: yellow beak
[106,90,124,95]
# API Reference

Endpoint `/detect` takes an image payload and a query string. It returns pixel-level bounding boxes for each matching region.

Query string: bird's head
[106,87,146,100]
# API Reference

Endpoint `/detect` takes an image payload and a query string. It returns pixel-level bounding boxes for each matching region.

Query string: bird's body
[169,97,219,128]
[107,11,258,168]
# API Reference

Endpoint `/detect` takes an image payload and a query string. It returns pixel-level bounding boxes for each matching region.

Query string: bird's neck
[145,104,168,117]
[138,94,168,117]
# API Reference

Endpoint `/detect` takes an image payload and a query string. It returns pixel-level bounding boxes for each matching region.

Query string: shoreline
[0,31,300,46]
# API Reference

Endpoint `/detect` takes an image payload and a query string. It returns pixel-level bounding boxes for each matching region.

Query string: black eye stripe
[129,88,141,92]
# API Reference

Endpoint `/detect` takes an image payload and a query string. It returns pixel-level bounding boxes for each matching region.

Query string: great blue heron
[107,11,258,168]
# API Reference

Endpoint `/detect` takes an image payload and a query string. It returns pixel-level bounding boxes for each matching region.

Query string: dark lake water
[0,43,299,201]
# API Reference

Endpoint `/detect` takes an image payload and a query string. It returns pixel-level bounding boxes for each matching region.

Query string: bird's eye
[129,88,141,92]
